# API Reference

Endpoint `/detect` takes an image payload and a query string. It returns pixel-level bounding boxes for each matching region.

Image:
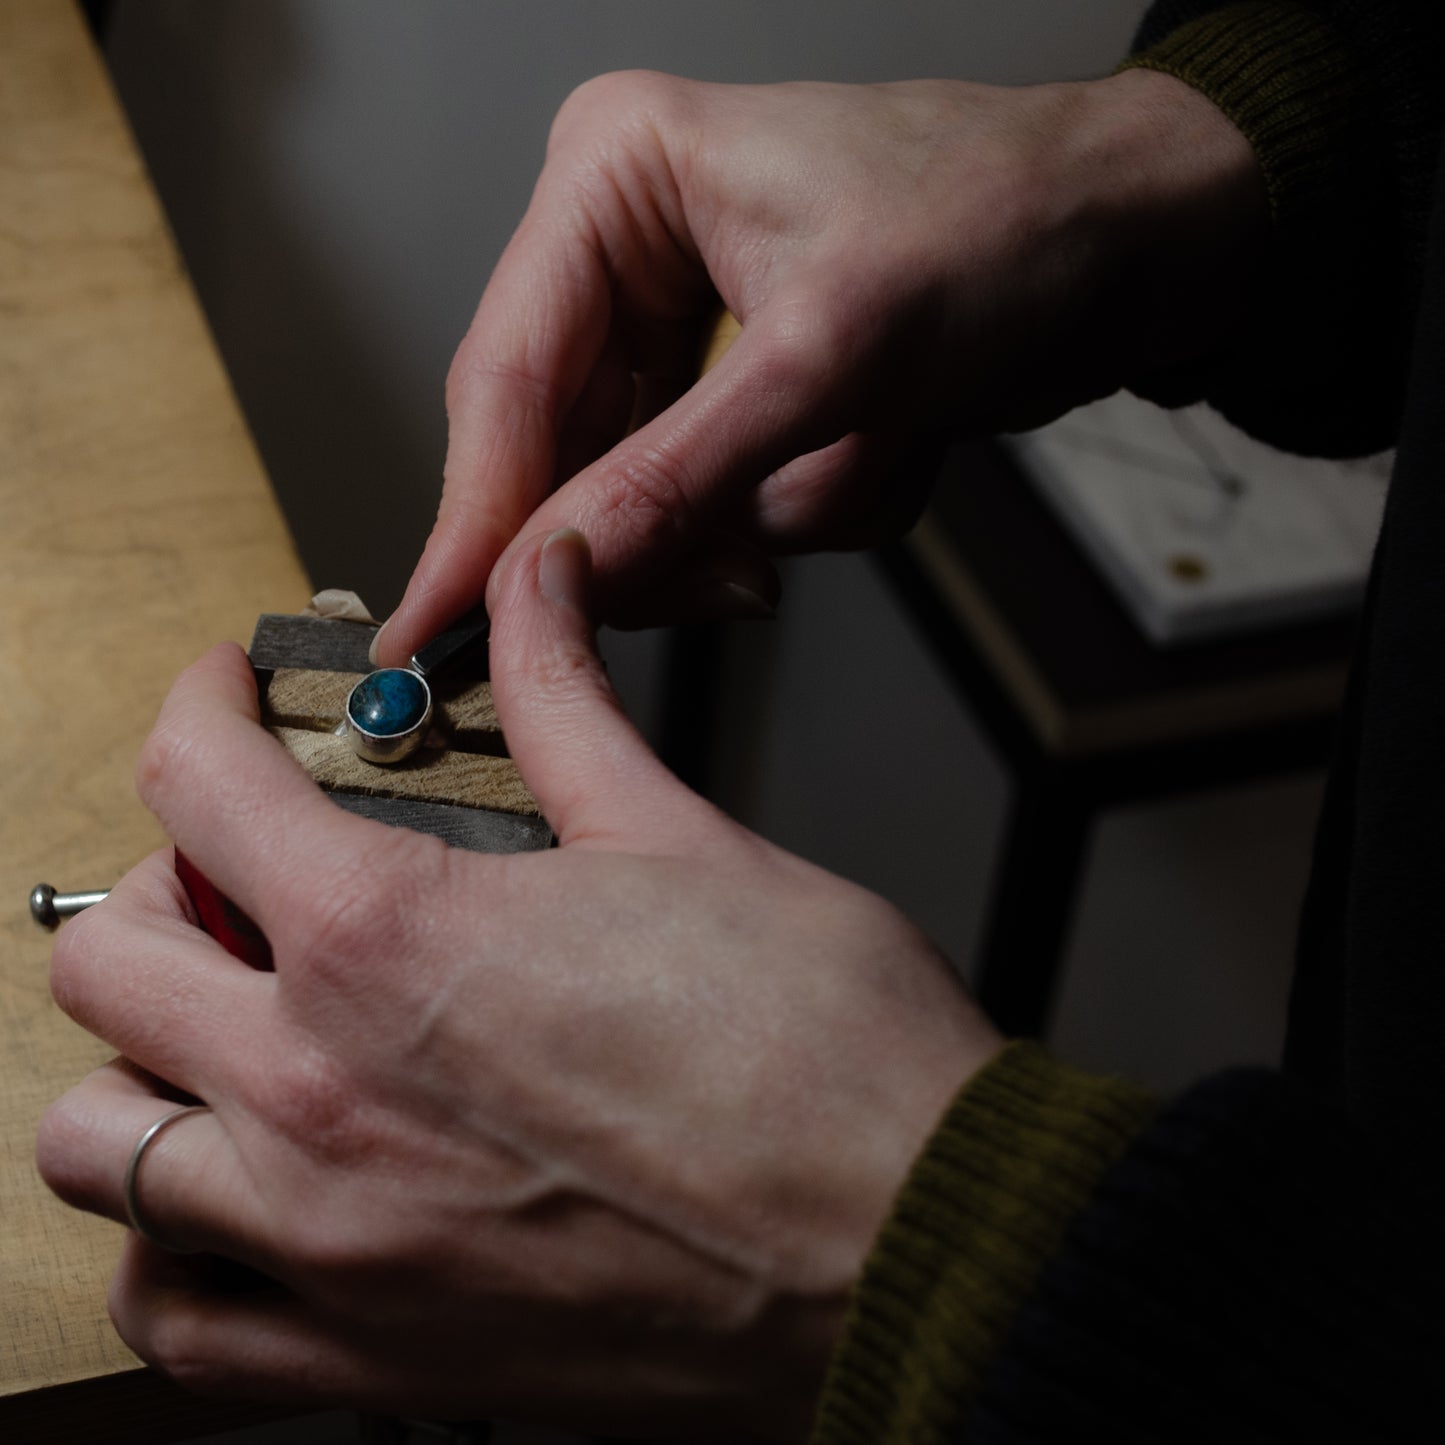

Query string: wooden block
[327,792,553,853]
[248,613,378,673]
[249,611,491,689]
[250,610,545,846]
[701,308,741,375]
[271,727,541,817]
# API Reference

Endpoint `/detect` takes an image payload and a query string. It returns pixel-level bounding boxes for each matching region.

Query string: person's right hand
[376,66,1266,659]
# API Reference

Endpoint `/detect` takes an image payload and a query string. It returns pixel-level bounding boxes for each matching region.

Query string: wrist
[1069,66,1270,378]
[812,1043,1158,1444]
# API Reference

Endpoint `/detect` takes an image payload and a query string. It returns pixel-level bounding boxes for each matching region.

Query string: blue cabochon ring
[344,667,433,764]
[343,605,490,766]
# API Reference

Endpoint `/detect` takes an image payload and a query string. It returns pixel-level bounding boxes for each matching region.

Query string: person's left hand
[37,526,1000,1441]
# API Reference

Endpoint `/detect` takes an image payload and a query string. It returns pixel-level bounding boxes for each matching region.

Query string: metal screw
[29,883,110,930]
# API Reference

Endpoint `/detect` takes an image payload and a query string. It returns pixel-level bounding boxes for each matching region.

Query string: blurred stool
[873,439,1356,1036]
[657,438,1358,1038]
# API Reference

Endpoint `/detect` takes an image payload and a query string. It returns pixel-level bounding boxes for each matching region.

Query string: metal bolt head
[30,883,58,928]
[29,883,110,929]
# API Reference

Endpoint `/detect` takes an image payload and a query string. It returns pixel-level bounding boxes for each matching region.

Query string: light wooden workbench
[0,2,313,1437]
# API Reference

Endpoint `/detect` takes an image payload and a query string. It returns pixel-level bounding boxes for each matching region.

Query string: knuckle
[48,907,103,1022]
[531,633,611,704]
[134,708,203,810]
[584,446,698,553]
[754,303,853,393]
[257,1044,367,1170]
[295,882,381,980]
[444,348,553,425]
[550,69,674,148]
[288,1209,390,1290]
[133,724,175,805]
[257,1132,419,1294]
[284,829,436,981]
[128,1299,230,1396]
[35,1097,93,1206]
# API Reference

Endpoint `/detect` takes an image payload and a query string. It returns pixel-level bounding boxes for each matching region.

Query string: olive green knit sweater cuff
[810,1041,1156,1445]
[1115,2,1403,455]
[1117,2,1360,228]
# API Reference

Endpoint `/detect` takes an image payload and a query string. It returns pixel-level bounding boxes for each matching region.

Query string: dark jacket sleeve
[1120,1,1445,456]
[964,1070,1440,1442]
[813,8,1444,1440]
[811,1047,1441,1443]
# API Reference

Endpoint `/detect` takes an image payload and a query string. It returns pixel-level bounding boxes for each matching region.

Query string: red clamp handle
[174,849,273,970]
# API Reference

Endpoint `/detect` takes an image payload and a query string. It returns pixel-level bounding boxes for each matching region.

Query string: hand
[376,67,1264,657]
[38,529,1001,1440]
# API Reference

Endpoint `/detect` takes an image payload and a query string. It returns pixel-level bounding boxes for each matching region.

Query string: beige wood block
[0,0,310,1423]
[272,728,540,816]
[700,308,741,374]
[262,668,502,748]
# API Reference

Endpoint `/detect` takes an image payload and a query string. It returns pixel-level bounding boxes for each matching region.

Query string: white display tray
[1010,393,1390,645]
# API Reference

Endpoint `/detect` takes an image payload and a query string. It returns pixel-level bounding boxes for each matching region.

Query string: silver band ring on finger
[122,1104,212,1252]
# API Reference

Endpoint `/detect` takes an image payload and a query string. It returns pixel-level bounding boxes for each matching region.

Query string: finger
[551,330,637,493]
[618,305,716,434]
[598,536,779,630]
[372,205,622,667]
[49,850,271,1092]
[110,1239,370,1407]
[134,643,396,942]
[108,1235,718,1431]
[111,1242,519,1418]
[483,299,867,616]
[557,305,709,485]
[376,251,720,665]
[749,430,940,552]
[489,527,720,849]
[38,1059,272,1265]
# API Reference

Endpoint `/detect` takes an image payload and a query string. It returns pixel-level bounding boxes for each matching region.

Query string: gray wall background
[105,0,1151,611]
[104,0,1323,1094]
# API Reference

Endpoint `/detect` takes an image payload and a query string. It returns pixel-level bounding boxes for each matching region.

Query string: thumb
[489,527,713,850]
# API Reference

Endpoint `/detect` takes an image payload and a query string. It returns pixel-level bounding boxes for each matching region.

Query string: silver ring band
[122,1104,211,1252]
[343,667,433,765]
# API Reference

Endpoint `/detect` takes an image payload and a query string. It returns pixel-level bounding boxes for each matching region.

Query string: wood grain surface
[0,1,313,1433]
[271,729,539,816]
[262,667,504,749]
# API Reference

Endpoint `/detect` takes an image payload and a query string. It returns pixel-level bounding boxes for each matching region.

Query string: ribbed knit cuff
[809,1042,1156,1445]
[1118,3,1359,227]
[1114,2,1408,455]
[961,1070,1439,1439]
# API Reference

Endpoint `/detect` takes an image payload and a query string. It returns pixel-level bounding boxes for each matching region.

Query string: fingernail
[539,528,591,608]
[367,620,388,667]
[714,581,777,620]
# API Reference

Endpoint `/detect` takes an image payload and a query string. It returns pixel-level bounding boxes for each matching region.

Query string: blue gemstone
[347,668,429,737]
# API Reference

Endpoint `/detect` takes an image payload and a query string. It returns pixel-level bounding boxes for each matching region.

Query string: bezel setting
[343,667,433,765]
